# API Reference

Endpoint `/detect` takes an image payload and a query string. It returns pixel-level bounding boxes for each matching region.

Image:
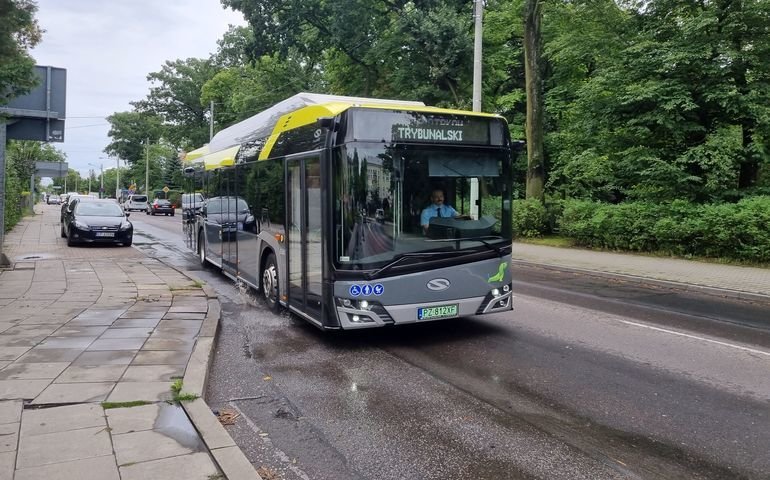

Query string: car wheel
[198,230,207,266]
[60,225,66,238]
[66,227,76,247]
[171,212,175,217]
[124,237,132,247]
[261,252,280,312]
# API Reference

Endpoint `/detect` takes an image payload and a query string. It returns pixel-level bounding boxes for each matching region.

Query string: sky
[29,0,246,179]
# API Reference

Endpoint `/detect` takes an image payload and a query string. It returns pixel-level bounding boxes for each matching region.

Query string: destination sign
[350,109,501,145]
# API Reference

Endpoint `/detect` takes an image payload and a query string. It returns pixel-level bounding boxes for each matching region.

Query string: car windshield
[75,202,124,217]
[182,194,204,203]
[155,200,171,205]
[333,142,512,269]
[206,196,249,214]
[131,196,147,202]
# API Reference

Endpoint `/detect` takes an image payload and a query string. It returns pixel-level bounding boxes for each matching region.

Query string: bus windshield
[333,142,512,270]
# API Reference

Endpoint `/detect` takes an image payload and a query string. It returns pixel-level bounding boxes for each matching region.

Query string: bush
[512,198,548,237]
[557,196,770,262]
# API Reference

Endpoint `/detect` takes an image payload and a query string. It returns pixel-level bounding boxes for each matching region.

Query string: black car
[148,199,175,216]
[61,200,133,247]
[201,196,257,241]
[60,195,94,223]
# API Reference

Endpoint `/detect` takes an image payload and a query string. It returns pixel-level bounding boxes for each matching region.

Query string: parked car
[148,198,175,216]
[46,195,61,205]
[181,193,205,217]
[123,194,149,212]
[201,196,257,241]
[60,194,95,223]
[61,199,133,247]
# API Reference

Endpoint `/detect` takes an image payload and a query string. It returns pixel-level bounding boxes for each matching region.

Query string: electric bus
[182,93,515,330]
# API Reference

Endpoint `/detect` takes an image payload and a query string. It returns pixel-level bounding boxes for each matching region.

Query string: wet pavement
[0,205,225,479]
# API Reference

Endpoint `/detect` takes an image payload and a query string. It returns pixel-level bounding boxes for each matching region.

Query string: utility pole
[88,169,92,195]
[472,0,484,113]
[210,101,214,141]
[100,164,104,198]
[115,157,120,199]
[145,138,149,195]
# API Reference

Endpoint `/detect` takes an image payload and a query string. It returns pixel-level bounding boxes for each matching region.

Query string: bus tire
[198,230,207,266]
[261,252,280,311]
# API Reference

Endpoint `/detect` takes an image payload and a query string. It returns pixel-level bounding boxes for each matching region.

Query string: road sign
[162,186,170,193]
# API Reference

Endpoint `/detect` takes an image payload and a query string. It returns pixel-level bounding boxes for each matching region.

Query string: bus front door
[287,156,323,320]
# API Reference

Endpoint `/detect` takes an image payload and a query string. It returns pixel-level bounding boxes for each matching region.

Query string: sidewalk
[512,242,770,301]
[0,205,257,479]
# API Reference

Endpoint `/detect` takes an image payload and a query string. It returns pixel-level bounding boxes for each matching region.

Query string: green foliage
[201,51,322,127]
[545,0,770,202]
[558,197,770,262]
[3,141,66,231]
[0,0,42,104]
[104,112,164,165]
[512,198,548,237]
[170,379,199,403]
[132,58,219,149]
[101,401,152,410]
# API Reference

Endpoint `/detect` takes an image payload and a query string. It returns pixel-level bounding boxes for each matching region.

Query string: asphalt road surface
[132,214,770,480]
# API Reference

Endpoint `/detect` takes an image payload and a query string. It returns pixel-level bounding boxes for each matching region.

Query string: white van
[123,194,149,212]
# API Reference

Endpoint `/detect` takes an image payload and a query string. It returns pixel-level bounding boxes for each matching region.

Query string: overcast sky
[29,0,245,178]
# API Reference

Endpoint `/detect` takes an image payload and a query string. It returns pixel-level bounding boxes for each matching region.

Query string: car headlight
[73,220,90,230]
[119,221,132,231]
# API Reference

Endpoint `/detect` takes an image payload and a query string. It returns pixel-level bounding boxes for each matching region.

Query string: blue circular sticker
[362,284,373,296]
[373,284,384,296]
[349,285,362,296]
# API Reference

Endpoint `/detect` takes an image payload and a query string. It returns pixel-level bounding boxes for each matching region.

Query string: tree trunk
[523,0,545,201]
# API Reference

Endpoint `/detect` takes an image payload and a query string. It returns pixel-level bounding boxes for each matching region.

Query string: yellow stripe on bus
[203,145,240,171]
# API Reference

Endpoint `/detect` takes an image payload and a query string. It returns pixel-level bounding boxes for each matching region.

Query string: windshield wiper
[365,251,465,280]
[426,236,508,254]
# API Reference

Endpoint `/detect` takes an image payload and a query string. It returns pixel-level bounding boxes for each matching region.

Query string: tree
[545,0,770,203]
[211,25,255,68]
[0,0,42,104]
[104,111,163,166]
[223,0,476,106]
[131,58,219,149]
[201,51,323,129]
[523,0,544,201]
[162,154,183,190]
[5,141,65,181]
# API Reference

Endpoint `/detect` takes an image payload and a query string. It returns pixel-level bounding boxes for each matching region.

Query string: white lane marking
[618,319,770,357]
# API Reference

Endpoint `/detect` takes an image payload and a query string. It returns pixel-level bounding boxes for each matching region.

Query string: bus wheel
[198,231,207,266]
[262,253,279,311]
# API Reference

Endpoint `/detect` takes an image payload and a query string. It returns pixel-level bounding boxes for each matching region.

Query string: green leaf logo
[488,262,507,283]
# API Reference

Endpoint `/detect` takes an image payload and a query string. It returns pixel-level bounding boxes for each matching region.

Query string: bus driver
[421,188,467,234]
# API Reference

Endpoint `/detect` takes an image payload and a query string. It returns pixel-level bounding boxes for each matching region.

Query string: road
[132,213,770,480]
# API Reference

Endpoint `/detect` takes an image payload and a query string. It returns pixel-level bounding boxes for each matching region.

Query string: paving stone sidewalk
[512,242,770,299]
[0,205,239,479]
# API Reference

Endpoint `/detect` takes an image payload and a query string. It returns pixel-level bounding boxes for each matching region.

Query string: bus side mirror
[183,166,196,177]
[317,117,336,130]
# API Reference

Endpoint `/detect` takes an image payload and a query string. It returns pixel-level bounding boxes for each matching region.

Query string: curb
[511,259,770,304]
[179,273,262,480]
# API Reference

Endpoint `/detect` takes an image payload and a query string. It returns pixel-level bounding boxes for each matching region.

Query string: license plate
[417,304,458,320]
[95,232,114,237]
